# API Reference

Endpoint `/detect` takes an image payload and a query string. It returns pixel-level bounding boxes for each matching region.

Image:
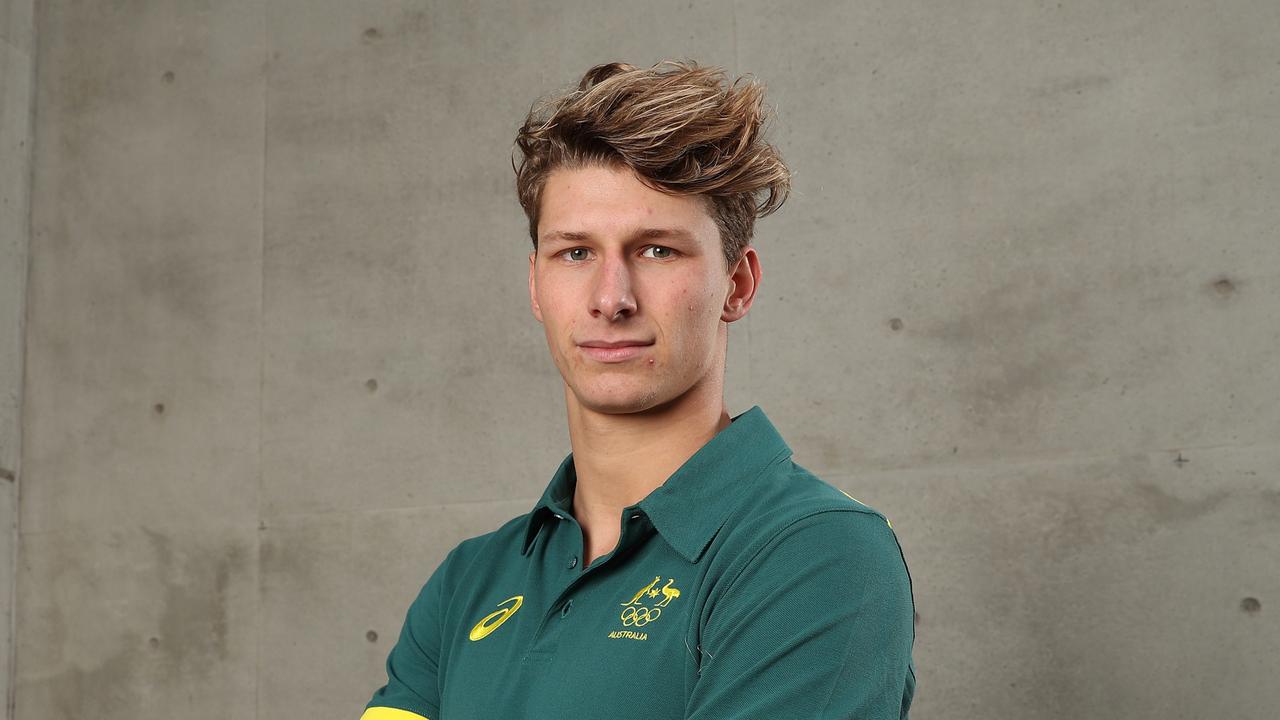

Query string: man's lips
[577,340,654,348]
[577,340,654,362]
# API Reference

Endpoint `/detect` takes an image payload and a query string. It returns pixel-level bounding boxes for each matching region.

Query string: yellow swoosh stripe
[360,707,430,720]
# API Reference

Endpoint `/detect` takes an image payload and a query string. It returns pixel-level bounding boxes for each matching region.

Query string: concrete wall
[13,2,1280,719]
[0,0,34,717]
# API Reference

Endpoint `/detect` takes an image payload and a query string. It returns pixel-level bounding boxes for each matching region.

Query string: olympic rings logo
[620,606,662,626]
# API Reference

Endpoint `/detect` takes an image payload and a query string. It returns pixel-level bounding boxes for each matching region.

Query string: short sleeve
[686,510,916,720]
[361,551,453,720]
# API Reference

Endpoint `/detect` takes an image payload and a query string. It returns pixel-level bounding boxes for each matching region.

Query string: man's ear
[721,245,761,323]
[528,250,543,323]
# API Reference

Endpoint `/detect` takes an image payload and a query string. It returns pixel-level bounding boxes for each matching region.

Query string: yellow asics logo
[469,595,523,641]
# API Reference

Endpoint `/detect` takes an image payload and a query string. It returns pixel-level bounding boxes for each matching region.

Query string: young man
[361,60,916,719]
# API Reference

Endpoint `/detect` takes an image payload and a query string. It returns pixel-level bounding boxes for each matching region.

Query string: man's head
[514,60,790,269]
[513,60,791,416]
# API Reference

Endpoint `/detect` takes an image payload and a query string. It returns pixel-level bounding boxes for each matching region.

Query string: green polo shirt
[362,405,916,719]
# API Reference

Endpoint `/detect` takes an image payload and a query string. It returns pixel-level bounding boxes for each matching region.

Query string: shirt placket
[523,507,652,662]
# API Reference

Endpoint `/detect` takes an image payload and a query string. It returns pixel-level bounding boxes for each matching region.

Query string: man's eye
[558,246,675,262]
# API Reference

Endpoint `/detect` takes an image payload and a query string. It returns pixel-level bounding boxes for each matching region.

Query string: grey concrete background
[0,0,34,717]
[8,1,1280,719]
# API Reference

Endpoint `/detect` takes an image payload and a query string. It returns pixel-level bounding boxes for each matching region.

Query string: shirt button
[568,555,578,569]
[561,599,573,617]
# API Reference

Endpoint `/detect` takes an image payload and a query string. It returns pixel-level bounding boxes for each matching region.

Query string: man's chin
[568,383,663,416]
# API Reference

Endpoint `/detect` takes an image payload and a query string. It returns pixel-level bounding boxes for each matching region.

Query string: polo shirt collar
[521,405,793,564]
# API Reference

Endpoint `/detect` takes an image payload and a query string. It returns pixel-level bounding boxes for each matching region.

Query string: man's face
[528,163,756,415]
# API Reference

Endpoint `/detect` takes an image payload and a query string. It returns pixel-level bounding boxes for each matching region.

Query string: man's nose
[590,254,638,320]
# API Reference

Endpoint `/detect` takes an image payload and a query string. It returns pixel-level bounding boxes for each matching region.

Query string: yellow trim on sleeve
[838,489,865,506]
[838,488,893,528]
[361,707,430,720]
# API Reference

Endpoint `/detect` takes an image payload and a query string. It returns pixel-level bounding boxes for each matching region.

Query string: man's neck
[564,387,732,567]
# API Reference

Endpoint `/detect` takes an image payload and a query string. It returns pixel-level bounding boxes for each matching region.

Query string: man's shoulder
[753,457,892,528]
[713,458,900,568]
[431,510,534,580]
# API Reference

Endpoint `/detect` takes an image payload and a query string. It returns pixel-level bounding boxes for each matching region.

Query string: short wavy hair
[513,60,791,269]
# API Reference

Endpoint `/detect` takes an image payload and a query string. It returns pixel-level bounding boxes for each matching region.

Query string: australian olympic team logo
[617,576,680,628]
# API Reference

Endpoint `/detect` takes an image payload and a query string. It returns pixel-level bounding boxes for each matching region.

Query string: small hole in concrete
[365,378,378,392]
[889,317,904,331]
[162,70,175,83]
[366,629,379,642]
[153,402,165,414]
[1241,597,1261,614]
[363,27,381,39]
[1213,277,1236,296]
[148,636,160,648]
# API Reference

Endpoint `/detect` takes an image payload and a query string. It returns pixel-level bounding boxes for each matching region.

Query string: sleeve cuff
[360,706,433,720]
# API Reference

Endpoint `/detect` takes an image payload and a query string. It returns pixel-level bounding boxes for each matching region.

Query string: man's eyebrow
[539,227,696,245]
[540,230,592,244]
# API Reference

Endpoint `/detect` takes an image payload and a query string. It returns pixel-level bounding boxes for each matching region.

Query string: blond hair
[513,60,791,269]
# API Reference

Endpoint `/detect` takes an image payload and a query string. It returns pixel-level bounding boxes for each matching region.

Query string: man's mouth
[577,340,654,362]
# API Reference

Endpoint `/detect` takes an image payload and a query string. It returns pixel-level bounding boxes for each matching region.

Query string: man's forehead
[540,166,714,230]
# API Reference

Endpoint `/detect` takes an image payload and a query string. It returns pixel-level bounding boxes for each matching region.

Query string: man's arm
[361,551,452,720]
[686,509,916,719]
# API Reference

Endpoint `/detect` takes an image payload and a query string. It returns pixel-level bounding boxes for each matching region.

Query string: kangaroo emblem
[613,575,682,636]
[623,576,662,606]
